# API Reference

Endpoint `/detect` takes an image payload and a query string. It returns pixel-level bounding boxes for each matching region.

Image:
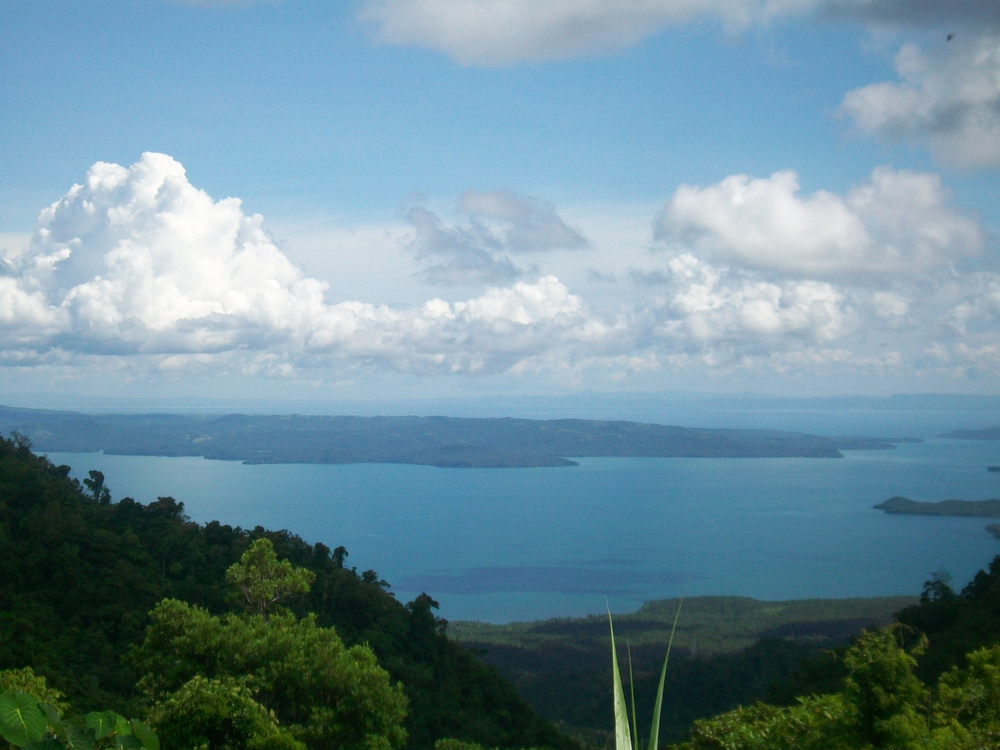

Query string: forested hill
[0,405,906,468]
[0,434,576,750]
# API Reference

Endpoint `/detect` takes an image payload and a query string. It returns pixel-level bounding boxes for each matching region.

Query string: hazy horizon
[5,390,1000,440]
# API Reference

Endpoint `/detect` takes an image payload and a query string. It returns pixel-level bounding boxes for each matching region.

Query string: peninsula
[0,405,907,468]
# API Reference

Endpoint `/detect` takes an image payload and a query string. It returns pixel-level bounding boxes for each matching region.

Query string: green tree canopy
[672,629,1000,750]
[225,539,315,619]
[131,542,407,750]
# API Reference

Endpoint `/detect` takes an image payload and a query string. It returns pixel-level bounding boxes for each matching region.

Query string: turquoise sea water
[46,439,1000,623]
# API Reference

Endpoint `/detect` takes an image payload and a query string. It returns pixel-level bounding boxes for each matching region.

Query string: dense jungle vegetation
[449,596,915,744]
[666,557,1000,749]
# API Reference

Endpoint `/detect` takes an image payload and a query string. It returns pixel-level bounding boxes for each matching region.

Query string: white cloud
[360,0,819,65]
[359,0,1000,67]
[406,190,587,286]
[655,167,984,279]
[651,254,854,352]
[841,33,1000,168]
[3,154,998,386]
[943,272,1000,334]
[0,154,616,377]
[642,166,999,377]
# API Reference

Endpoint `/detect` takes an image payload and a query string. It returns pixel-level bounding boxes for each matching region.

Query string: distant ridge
[941,426,1000,440]
[0,404,910,469]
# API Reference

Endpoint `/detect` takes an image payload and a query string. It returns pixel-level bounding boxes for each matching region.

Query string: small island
[874,496,1000,518]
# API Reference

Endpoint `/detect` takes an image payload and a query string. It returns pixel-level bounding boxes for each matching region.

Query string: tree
[930,644,1000,748]
[840,626,928,749]
[673,626,930,750]
[919,570,955,605]
[146,675,299,750]
[83,470,111,505]
[225,539,315,619]
[131,543,407,750]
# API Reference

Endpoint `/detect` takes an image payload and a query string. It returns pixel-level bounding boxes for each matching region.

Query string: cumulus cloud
[406,190,587,286]
[650,254,854,353]
[360,0,819,65]
[841,33,1000,168]
[655,167,984,279]
[0,154,615,376]
[3,154,998,385]
[641,165,1000,376]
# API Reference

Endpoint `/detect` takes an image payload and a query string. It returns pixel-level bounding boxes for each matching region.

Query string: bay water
[46,438,999,623]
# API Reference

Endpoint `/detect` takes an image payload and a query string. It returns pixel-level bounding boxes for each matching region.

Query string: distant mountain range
[0,405,914,468]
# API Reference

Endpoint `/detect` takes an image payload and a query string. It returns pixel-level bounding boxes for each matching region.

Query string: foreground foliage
[672,626,1000,749]
[0,670,157,750]
[130,540,408,750]
[450,596,912,742]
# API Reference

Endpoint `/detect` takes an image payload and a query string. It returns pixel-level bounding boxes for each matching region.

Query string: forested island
[0,405,909,468]
[874,496,1000,542]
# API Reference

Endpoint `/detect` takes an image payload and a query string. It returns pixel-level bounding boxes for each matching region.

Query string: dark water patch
[397,566,689,595]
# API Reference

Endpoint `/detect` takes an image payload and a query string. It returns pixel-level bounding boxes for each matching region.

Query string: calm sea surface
[46,439,1000,623]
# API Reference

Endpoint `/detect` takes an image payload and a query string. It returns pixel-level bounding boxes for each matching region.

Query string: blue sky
[1,0,998,403]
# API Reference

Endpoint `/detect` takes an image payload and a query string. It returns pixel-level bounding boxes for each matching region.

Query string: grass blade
[627,641,638,749]
[608,610,632,750]
[647,595,684,750]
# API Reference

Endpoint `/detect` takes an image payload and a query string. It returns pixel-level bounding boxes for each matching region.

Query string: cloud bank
[360,0,820,66]
[1,154,997,386]
[841,33,1000,168]
[0,154,615,377]
[644,167,997,373]
[360,0,999,66]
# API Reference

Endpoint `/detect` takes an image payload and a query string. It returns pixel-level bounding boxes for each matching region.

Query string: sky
[1,0,999,404]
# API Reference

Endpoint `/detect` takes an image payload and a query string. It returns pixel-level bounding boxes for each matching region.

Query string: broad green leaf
[608,612,632,750]
[63,723,96,750]
[113,715,131,737]
[39,703,63,736]
[115,734,143,749]
[0,692,48,746]
[129,721,158,750]
[85,711,120,740]
[647,595,683,750]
